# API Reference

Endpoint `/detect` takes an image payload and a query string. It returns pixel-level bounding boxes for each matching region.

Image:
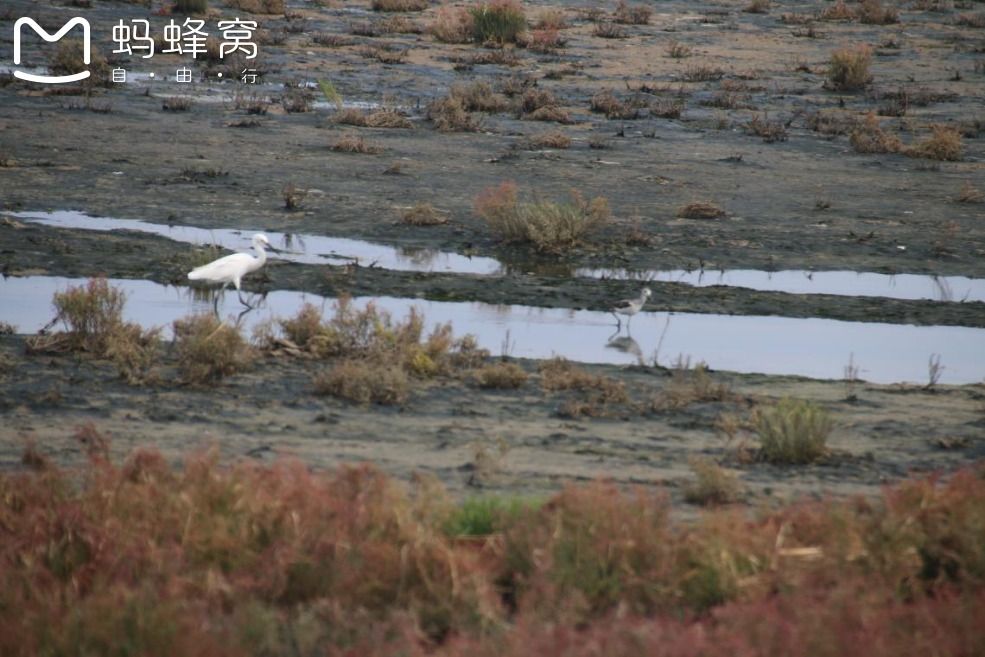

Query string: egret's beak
[265,242,281,254]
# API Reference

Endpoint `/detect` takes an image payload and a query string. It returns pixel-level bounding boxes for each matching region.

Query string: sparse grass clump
[665,40,692,58]
[474,361,528,388]
[678,201,726,219]
[224,0,284,13]
[746,112,789,142]
[314,360,409,404]
[653,361,732,411]
[539,357,630,417]
[754,398,832,463]
[535,8,567,30]
[282,182,307,210]
[850,111,902,154]
[400,202,448,225]
[49,40,111,87]
[475,181,611,253]
[684,457,742,506]
[372,0,428,11]
[470,0,526,44]
[906,125,963,161]
[173,313,251,384]
[593,21,628,38]
[956,181,983,203]
[25,278,159,384]
[523,27,566,53]
[430,5,474,43]
[827,44,873,91]
[858,0,899,24]
[428,95,483,132]
[269,299,487,401]
[590,89,645,119]
[820,0,854,20]
[335,108,413,128]
[613,0,652,24]
[161,96,194,111]
[450,81,510,112]
[526,130,571,149]
[331,134,384,154]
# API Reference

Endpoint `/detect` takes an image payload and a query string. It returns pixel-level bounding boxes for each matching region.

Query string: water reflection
[2,275,983,385]
[12,210,985,303]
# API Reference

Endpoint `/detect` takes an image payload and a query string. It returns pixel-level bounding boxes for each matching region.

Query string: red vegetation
[2,445,984,656]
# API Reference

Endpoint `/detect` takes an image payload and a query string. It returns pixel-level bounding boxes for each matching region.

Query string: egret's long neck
[252,242,267,270]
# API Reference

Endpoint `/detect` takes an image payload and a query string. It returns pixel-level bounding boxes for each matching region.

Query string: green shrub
[470,0,526,43]
[754,398,832,463]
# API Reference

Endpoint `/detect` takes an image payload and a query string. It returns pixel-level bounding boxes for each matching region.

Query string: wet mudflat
[1,0,984,507]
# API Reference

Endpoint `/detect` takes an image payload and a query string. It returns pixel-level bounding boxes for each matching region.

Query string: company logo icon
[13,17,91,84]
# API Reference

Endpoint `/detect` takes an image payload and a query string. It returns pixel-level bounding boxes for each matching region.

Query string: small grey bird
[611,287,651,330]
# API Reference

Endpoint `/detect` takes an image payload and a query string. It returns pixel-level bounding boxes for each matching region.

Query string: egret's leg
[611,312,621,328]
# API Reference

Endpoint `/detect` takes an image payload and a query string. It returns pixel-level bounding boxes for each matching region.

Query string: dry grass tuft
[956,181,983,203]
[428,95,483,132]
[827,45,873,91]
[224,0,284,13]
[540,357,631,418]
[314,360,409,404]
[25,278,160,384]
[665,40,692,58]
[746,113,788,142]
[161,96,194,112]
[50,39,111,87]
[523,27,567,53]
[905,125,963,161]
[335,108,413,128]
[400,202,449,226]
[590,89,646,119]
[684,457,742,506]
[282,182,308,210]
[653,361,732,411]
[744,0,771,13]
[754,398,832,463]
[430,5,474,42]
[613,0,652,24]
[331,134,384,154]
[474,361,528,389]
[372,0,428,11]
[475,181,611,253]
[451,81,510,112]
[820,0,854,20]
[525,131,571,149]
[678,201,726,219]
[850,111,902,154]
[173,313,251,384]
[593,21,629,38]
[858,0,899,24]
[535,8,568,30]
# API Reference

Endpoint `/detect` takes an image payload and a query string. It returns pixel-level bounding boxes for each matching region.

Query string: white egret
[611,287,651,330]
[187,233,271,308]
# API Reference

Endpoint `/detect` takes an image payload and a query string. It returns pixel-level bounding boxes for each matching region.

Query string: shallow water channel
[13,210,985,303]
[2,275,983,385]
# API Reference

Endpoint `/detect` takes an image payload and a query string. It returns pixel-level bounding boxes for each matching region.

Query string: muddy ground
[1,0,984,506]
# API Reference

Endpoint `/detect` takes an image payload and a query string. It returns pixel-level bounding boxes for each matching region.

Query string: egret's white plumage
[611,287,651,329]
[188,233,270,306]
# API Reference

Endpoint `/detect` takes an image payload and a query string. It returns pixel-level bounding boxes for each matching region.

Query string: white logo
[13,17,91,84]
